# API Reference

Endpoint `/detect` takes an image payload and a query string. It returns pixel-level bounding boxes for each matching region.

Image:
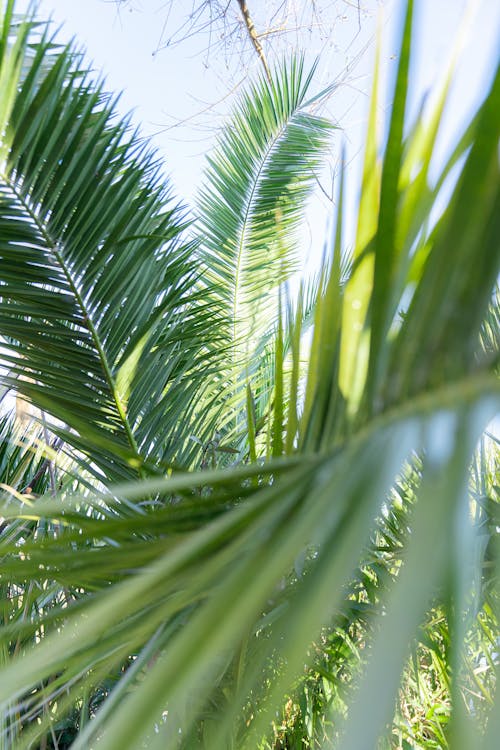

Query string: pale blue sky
[13,0,500,264]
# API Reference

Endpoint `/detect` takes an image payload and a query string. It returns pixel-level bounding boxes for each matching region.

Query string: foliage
[0,0,499,748]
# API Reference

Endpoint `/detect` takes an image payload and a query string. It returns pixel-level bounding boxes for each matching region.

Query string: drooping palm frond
[0,1,217,481]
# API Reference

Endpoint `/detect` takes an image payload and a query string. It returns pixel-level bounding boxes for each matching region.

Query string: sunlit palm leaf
[196,55,334,365]
[0,2,212,480]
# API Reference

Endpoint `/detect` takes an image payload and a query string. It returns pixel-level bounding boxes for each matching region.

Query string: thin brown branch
[235,0,271,82]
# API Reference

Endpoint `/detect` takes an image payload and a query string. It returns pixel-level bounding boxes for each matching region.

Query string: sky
[12,0,500,266]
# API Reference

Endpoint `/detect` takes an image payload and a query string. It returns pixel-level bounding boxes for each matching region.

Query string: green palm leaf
[196,55,334,365]
[0,2,211,480]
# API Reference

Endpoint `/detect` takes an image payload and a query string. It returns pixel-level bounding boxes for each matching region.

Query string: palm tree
[0,0,498,747]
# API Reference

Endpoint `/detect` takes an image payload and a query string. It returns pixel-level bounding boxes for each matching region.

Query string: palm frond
[196,55,335,363]
[0,3,212,480]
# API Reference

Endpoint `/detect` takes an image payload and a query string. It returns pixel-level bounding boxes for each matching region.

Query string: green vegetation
[0,0,498,747]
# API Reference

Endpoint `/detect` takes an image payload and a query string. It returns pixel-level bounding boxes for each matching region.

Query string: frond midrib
[232,117,289,356]
[1,171,143,470]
